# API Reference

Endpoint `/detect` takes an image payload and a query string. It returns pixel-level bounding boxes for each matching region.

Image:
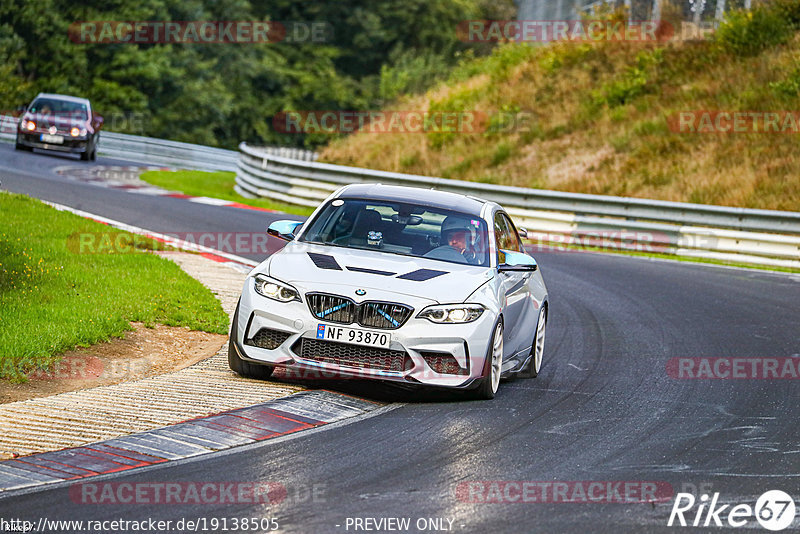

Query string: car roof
[33,93,90,106]
[337,183,487,216]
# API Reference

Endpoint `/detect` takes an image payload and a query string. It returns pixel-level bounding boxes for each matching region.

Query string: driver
[441,216,479,264]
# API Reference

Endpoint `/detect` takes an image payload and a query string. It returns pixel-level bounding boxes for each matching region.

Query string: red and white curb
[53,165,278,214]
[0,391,381,493]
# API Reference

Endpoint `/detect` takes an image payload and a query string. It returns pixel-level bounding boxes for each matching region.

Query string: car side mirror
[92,114,104,129]
[267,220,303,241]
[498,249,538,272]
[517,227,528,239]
[15,105,27,115]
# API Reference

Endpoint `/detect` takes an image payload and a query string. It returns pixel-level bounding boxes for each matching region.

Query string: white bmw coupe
[229,184,548,399]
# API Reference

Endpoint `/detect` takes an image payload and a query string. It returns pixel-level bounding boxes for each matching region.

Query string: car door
[495,212,537,363]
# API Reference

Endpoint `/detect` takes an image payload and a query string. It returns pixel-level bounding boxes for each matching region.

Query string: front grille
[306,293,356,324]
[246,328,292,350]
[420,351,469,375]
[292,338,407,372]
[359,302,413,329]
[307,292,413,330]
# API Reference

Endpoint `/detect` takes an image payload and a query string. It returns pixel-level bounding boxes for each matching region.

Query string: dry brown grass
[320,28,800,211]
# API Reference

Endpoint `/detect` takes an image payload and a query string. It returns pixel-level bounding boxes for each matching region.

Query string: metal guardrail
[0,115,316,171]
[2,112,795,269]
[236,143,800,269]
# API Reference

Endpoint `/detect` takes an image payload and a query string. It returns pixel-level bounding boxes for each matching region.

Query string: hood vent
[397,268,447,281]
[308,252,342,270]
[346,266,396,276]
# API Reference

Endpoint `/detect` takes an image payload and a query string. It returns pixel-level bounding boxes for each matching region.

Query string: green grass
[139,170,314,217]
[0,193,229,382]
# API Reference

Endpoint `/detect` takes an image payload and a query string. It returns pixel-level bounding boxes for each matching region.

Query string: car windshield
[299,198,490,266]
[28,98,88,121]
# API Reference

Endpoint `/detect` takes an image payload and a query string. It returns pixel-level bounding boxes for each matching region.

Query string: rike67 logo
[668,490,796,531]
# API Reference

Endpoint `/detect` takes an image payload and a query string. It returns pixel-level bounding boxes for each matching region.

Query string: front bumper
[17,132,90,153]
[235,281,496,389]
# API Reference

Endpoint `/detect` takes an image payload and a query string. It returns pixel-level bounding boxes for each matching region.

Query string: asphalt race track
[1,144,799,533]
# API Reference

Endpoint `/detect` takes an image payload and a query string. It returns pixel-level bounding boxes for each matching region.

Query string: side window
[494,213,514,259]
[494,214,508,253]
[501,214,522,252]
[494,212,522,252]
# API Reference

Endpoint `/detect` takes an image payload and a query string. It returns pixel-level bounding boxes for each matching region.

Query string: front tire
[470,320,504,400]
[228,301,274,380]
[15,136,31,151]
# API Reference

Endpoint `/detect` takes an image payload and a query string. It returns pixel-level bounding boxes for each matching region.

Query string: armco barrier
[3,112,796,269]
[235,143,800,269]
[0,115,316,172]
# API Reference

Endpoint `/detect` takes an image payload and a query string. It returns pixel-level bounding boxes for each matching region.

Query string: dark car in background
[15,93,103,161]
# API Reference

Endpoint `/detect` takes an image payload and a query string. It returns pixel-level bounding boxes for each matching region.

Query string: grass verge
[0,193,229,382]
[139,169,314,217]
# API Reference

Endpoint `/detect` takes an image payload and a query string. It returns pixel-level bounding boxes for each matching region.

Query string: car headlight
[23,120,35,131]
[70,127,80,137]
[417,304,485,323]
[253,274,300,303]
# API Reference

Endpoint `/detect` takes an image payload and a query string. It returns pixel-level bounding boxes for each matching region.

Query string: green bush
[716,5,793,56]
[770,66,800,97]
[768,0,800,29]
[450,42,538,83]
[379,50,451,101]
[594,49,663,108]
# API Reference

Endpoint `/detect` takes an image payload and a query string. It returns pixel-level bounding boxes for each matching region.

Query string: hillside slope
[320,5,800,211]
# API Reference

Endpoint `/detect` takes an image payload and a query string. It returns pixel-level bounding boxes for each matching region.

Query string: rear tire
[519,305,546,378]
[470,320,504,400]
[228,301,274,380]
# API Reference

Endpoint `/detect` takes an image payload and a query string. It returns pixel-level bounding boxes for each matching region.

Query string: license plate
[41,134,64,144]
[316,324,391,348]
